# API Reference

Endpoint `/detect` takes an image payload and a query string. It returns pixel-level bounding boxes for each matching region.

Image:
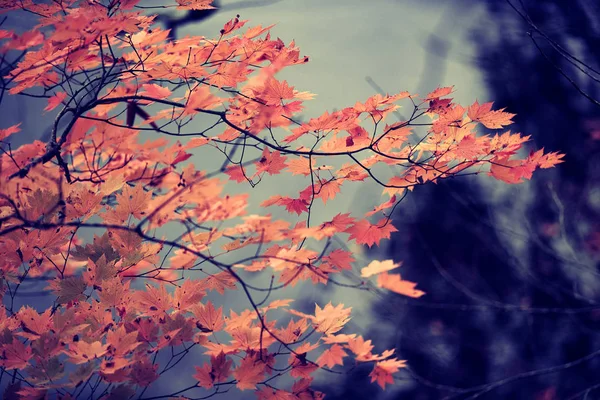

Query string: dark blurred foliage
[157,0,282,39]
[158,0,220,39]
[325,1,600,399]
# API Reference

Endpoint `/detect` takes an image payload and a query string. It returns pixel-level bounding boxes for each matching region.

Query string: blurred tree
[326,1,600,399]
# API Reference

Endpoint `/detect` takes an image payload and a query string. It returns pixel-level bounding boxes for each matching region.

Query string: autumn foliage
[0,0,563,398]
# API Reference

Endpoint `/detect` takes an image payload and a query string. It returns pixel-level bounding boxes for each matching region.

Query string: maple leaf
[322,333,357,345]
[327,213,356,231]
[44,91,67,112]
[0,123,20,141]
[169,150,193,167]
[25,355,65,384]
[323,249,355,271]
[83,255,118,286]
[106,326,140,358]
[424,86,453,101]
[233,355,266,390]
[315,179,341,204]
[256,148,288,176]
[98,278,131,308]
[194,362,215,389]
[224,165,247,183]
[192,301,224,333]
[134,283,172,316]
[312,302,351,335]
[369,358,407,389]
[256,387,295,400]
[140,83,172,100]
[184,86,222,115]
[376,272,425,298]
[289,354,319,379]
[201,271,237,294]
[211,352,233,382]
[18,307,53,339]
[365,195,397,217]
[49,276,86,304]
[261,195,309,215]
[169,248,198,270]
[468,100,515,129]
[360,259,401,278]
[346,335,374,360]
[345,218,398,247]
[292,378,325,399]
[489,156,528,184]
[1,338,32,370]
[286,157,312,176]
[72,233,120,263]
[261,298,294,314]
[194,352,232,389]
[316,344,347,368]
[535,150,565,169]
[67,340,108,364]
[175,0,216,10]
[487,130,530,157]
[259,79,296,105]
[173,279,206,311]
[117,184,152,219]
[130,358,159,387]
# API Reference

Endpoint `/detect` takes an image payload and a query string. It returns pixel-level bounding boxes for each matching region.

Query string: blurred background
[320,1,600,399]
[3,0,600,398]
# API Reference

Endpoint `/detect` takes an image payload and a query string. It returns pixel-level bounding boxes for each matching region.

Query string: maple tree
[0,0,564,398]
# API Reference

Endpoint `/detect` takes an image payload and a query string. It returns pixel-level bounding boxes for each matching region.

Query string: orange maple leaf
[376,272,425,298]
[233,355,266,390]
[175,0,216,10]
[345,218,398,247]
[116,184,152,219]
[365,195,397,217]
[256,148,288,176]
[369,358,407,389]
[286,157,312,176]
[424,86,453,101]
[468,100,515,129]
[360,259,401,278]
[312,302,352,335]
[191,301,224,333]
[194,352,232,389]
[261,195,309,215]
[315,179,342,204]
[134,283,172,316]
[201,271,237,294]
[316,344,347,368]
